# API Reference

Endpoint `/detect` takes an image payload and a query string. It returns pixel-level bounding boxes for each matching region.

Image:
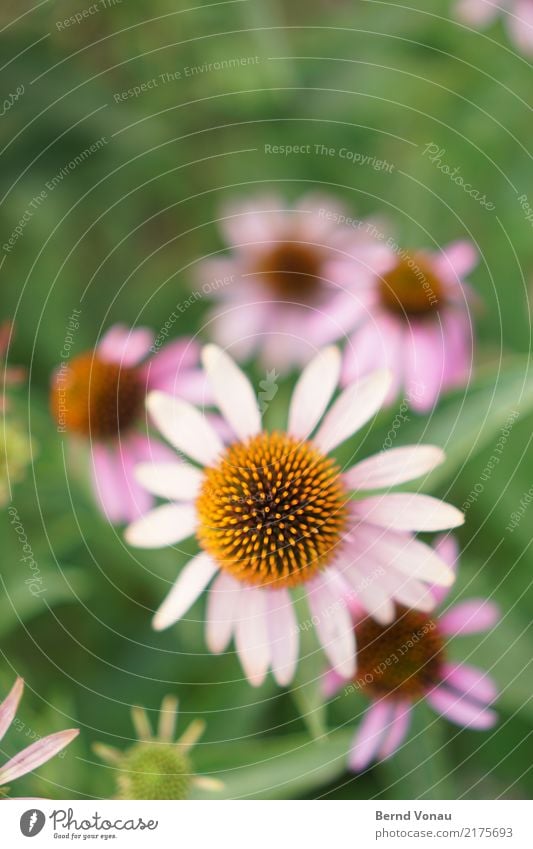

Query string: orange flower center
[196,432,348,589]
[256,242,325,301]
[353,607,445,700]
[50,352,144,439]
[380,255,443,317]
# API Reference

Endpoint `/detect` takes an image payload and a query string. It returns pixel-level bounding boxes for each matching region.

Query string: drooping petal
[0,678,24,743]
[152,552,218,631]
[202,345,261,440]
[441,663,498,705]
[348,702,394,771]
[432,240,479,282]
[135,462,203,502]
[306,571,356,678]
[345,445,445,491]
[378,701,412,760]
[144,338,200,387]
[322,668,349,699]
[431,533,459,604]
[404,321,445,413]
[235,588,270,687]
[91,443,129,524]
[0,729,79,785]
[342,561,396,625]
[146,391,223,466]
[314,370,391,454]
[288,346,341,440]
[266,590,299,687]
[352,524,455,587]
[439,599,500,636]
[206,572,242,654]
[125,503,196,548]
[352,494,464,532]
[426,686,497,730]
[507,0,533,55]
[98,324,154,366]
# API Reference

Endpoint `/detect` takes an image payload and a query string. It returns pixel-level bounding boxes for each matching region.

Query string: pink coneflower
[340,240,479,412]
[50,324,207,524]
[456,0,533,56]
[0,677,78,795]
[199,194,379,372]
[0,322,25,412]
[125,344,463,687]
[324,536,500,771]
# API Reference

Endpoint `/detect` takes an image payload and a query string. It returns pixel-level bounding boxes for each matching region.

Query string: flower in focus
[0,322,25,412]
[0,677,78,796]
[125,344,463,687]
[323,536,500,771]
[340,239,479,412]
[50,324,207,524]
[456,0,533,56]
[94,696,222,800]
[199,194,379,372]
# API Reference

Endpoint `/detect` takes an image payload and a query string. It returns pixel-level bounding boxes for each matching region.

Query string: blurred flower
[456,0,533,55]
[0,418,33,507]
[94,696,222,800]
[49,324,207,524]
[323,536,500,771]
[0,677,78,796]
[199,194,379,373]
[340,240,479,412]
[125,345,463,687]
[0,321,25,412]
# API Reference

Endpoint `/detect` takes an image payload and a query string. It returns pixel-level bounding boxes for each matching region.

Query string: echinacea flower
[456,0,533,56]
[50,324,207,524]
[0,678,78,796]
[323,536,500,771]
[94,696,222,799]
[125,344,463,687]
[340,239,479,412]
[199,194,378,372]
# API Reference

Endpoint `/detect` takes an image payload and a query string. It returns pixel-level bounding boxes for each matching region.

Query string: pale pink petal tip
[0,677,24,743]
[427,687,497,730]
[439,599,501,636]
[348,702,393,771]
[0,729,79,785]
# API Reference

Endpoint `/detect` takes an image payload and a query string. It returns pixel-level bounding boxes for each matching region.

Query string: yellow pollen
[196,432,348,589]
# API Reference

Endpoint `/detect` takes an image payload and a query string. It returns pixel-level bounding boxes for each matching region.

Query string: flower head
[0,678,78,796]
[200,194,378,372]
[456,0,533,56]
[341,239,479,412]
[324,537,500,771]
[126,344,463,687]
[94,696,222,800]
[50,324,207,524]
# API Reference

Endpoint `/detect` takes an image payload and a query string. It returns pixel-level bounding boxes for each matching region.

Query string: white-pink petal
[135,462,203,502]
[314,369,392,454]
[0,729,79,785]
[125,503,196,548]
[266,590,299,687]
[288,346,341,440]
[235,588,271,687]
[202,344,261,441]
[0,677,24,743]
[153,552,218,631]
[439,599,500,636]
[442,662,498,705]
[146,391,223,466]
[206,572,242,654]
[345,445,445,491]
[307,572,356,678]
[353,493,464,532]
[348,701,394,771]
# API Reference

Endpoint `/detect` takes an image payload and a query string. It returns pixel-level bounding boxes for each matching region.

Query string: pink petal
[116,438,154,521]
[345,445,445,490]
[206,573,242,653]
[314,369,391,454]
[507,0,533,55]
[202,345,261,441]
[431,534,459,605]
[426,686,497,730]
[439,599,501,636]
[348,702,394,771]
[0,678,24,743]
[266,590,299,687]
[209,301,267,361]
[98,325,154,366]
[352,493,464,532]
[91,443,130,524]
[153,552,218,631]
[378,701,412,760]
[342,561,396,625]
[322,668,348,698]
[306,571,356,678]
[288,346,341,439]
[442,663,498,705]
[432,240,479,283]
[219,195,284,247]
[0,729,79,785]
[404,321,445,413]
[343,312,404,403]
[441,310,472,389]
[235,588,271,687]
